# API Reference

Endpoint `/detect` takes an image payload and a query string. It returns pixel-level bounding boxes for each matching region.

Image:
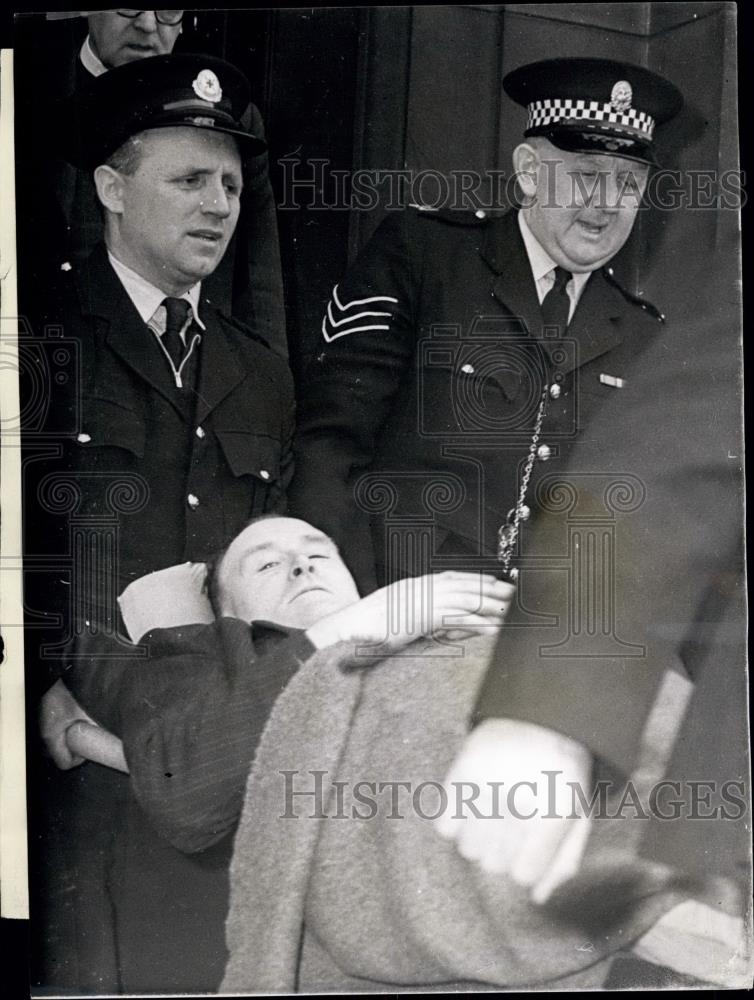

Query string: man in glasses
[84,9,185,69]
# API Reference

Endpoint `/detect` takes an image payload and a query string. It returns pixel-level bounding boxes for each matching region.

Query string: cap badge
[192,69,222,104]
[610,80,633,113]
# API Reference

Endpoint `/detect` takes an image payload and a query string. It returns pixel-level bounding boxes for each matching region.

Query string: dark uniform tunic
[290,206,663,592]
[23,246,295,994]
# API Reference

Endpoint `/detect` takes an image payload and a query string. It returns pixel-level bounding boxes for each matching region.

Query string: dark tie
[540,266,573,337]
[161,297,191,371]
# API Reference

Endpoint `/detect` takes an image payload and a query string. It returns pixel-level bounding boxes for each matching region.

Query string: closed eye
[176,175,204,190]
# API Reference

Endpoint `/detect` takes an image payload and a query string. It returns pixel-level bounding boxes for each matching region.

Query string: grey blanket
[222,635,685,993]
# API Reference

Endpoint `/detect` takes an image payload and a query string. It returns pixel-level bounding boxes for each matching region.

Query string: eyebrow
[171,166,243,179]
[238,533,334,564]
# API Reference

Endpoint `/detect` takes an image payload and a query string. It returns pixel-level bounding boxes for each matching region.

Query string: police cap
[69,52,264,169]
[504,57,683,165]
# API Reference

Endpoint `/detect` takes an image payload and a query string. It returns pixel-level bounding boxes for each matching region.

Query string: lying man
[59,512,746,991]
[54,517,511,987]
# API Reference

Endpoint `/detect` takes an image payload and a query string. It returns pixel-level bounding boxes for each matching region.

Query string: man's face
[218,518,361,629]
[522,142,649,272]
[108,127,242,295]
[87,11,182,68]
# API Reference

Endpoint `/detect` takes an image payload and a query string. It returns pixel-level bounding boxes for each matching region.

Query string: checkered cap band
[527,99,655,138]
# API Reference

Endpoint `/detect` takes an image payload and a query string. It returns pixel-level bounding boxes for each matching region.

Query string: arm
[66,573,513,854]
[440,310,744,883]
[288,210,421,592]
[473,313,742,771]
[65,620,316,853]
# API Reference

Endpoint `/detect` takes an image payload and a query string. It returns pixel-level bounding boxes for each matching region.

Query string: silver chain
[497,387,548,578]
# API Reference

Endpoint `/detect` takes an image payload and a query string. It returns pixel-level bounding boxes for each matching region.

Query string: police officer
[290,58,683,593]
[15,10,287,358]
[25,54,294,994]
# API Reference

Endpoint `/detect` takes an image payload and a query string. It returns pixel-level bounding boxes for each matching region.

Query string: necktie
[540,266,573,337]
[161,297,191,371]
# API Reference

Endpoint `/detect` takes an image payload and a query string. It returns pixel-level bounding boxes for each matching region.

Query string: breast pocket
[418,347,540,439]
[215,430,284,525]
[77,397,146,457]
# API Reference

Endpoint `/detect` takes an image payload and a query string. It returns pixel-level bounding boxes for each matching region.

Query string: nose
[133,11,159,31]
[601,172,624,213]
[291,555,315,578]
[200,178,231,218]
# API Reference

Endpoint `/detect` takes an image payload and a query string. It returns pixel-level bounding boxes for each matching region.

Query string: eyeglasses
[116,11,185,26]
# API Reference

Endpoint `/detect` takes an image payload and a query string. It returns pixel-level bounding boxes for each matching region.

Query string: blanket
[222,634,698,992]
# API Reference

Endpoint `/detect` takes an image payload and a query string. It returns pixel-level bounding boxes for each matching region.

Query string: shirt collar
[107,250,206,330]
[518,210,592,300]
[518,210,559,284]
[80,35,109,78]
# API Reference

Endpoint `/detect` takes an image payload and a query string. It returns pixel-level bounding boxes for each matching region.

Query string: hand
[39,679,98,770]
[306,571,514,655]
[435,718,593,902]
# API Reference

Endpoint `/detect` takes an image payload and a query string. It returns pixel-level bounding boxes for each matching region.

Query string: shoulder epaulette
[408,203,493,227]
[601,266,666,323]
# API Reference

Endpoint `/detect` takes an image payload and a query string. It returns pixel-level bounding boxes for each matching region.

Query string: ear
[512,142,540,201]
[93,165,127,215]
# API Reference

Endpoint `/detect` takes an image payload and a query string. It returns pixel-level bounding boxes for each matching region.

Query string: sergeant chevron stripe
[321,284,398,342]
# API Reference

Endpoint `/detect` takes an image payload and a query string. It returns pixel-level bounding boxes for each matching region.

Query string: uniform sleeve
[473,312,743,777]
[289,210,420,592]
[64,620,316,853]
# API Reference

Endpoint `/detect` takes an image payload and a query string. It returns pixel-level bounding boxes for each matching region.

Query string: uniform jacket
[23,245,295,616]
[290,207,663,592]
[23,248,295,992]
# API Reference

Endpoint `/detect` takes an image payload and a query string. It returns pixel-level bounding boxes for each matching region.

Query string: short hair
[104,132,148,175]
[202,513,283,619]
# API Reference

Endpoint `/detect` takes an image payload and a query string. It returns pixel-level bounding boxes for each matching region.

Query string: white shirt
[79,36,108,78]
[107,250,206,345]
[518,211,591,324]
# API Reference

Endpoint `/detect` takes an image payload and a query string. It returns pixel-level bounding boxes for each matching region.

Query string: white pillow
[118,562,214,642]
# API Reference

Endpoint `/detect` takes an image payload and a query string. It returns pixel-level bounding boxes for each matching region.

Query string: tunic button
[76,432,91,444]
[187,493,200,509]
[60,261,72,272]
[475,209,487,220]
[259,470,271,481]
[549,383,561,399]
[195,426,205,439]
[520,504,531,521]
[460,363,475,375]
[537,444,552,462]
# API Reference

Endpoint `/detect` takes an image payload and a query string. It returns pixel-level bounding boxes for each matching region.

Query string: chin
[566,245,618,271]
